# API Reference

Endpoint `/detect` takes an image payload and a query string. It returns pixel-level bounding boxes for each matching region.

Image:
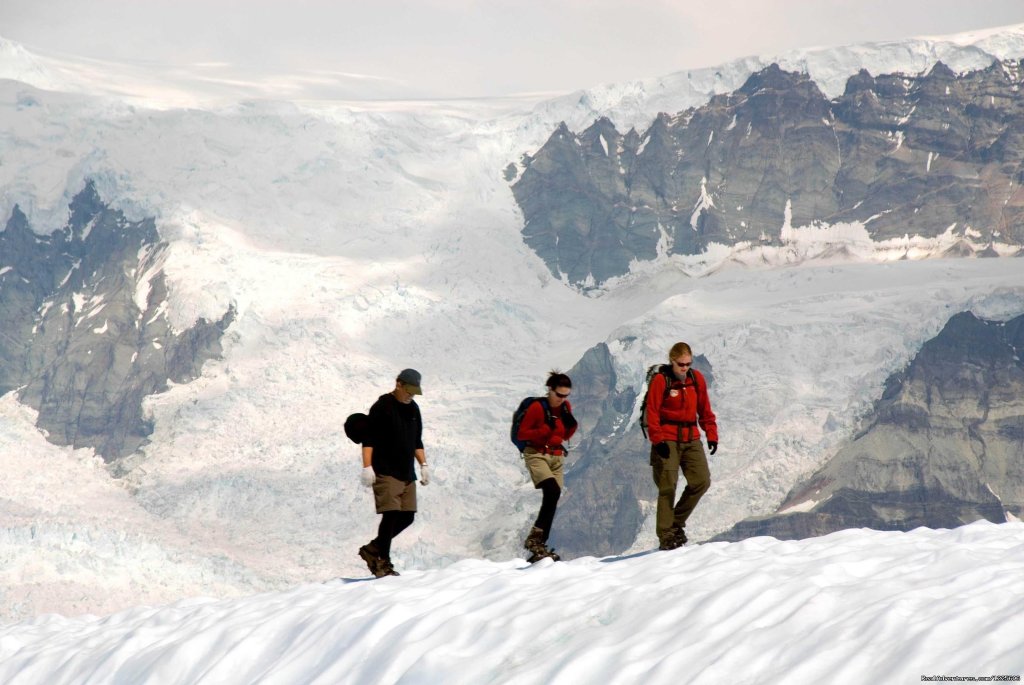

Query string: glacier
[2,22,1024,630]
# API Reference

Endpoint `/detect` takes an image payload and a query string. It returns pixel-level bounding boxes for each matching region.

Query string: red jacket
[646,369,718,444]
[517,400,577,453]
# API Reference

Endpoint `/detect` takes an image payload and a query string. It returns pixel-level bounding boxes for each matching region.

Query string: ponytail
[546,371,572,390]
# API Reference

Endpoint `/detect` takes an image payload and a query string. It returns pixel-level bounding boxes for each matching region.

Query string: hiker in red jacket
[517,371,578,561]
[647,342,718,550]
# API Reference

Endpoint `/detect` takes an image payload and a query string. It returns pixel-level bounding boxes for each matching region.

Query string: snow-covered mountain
[514,60,1024,287]
[3,24,1024,622]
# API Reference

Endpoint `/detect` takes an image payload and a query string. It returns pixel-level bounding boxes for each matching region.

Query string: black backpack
[639,364,695,439]
[344,412,370,444]
[510,397,553,452]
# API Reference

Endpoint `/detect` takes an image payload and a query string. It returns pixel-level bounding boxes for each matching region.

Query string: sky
[3,0,1024,98]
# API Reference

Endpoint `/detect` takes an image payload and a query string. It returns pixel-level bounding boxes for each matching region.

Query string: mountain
[714,310,1024,541]
[0,182,232,460]
[513,60,1024,287]
[3,25,1024,619]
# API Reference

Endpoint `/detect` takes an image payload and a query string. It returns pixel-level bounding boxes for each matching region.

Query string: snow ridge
[543,23,1024,133]
[0,522,1021,685]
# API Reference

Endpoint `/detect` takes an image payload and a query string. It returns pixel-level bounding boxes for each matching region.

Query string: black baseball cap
[397,368,422,395]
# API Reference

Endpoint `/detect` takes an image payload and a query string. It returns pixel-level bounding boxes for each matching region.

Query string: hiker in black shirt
[358,368,429,577]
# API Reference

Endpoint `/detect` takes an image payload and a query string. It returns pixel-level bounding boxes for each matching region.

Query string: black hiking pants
[533,477,561,541]
[374,510,415,559]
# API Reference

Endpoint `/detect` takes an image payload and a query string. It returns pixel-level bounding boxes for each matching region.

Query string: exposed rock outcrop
[714,311,1024,541]
[513,61,1024,286]
[0,182,234,462]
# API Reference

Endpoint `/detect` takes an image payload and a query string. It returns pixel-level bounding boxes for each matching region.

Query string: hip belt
[663,419,698,442]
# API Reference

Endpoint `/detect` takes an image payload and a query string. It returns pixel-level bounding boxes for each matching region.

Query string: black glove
[654,442,670,458]
[707,441,718,455]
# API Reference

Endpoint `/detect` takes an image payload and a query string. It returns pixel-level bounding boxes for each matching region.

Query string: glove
[548,434,564,447]
[707,441,718,456]
[419,463,430,485]
[654,442,670,459]
[360,466,375,488]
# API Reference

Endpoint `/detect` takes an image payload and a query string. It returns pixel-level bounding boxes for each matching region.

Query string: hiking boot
[658,527,687,551]
[358,543,382,575]
[376,558,400,578]
[524,526,562,562]
[524,526,559,562]
[524,526,547,555]
[529,549,562,562]
[527,548,561,563]
[360,545,400,578]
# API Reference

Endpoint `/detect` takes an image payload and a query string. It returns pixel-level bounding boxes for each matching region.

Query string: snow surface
[0,521,1022,684]
[3,25,1024,622]
[0,395,272,621]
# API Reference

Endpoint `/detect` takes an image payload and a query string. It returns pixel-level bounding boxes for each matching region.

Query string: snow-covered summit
[0,36,61,91]
[545,22,1024,131]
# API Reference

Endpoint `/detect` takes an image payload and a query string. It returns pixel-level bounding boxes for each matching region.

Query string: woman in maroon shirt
[517,371,578,562]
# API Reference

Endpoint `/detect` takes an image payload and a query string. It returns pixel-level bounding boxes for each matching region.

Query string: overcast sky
[3,0,1024,98]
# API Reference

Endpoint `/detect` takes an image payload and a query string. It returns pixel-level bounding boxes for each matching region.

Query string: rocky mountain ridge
[0,182,233,462]
[715,310,1024,541]
[512,60,1024,287]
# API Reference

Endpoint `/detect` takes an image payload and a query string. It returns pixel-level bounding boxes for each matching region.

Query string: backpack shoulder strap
[538,397,555,427]
[561,400,578,432]
[660,365,675,398]
[687,368,702,392]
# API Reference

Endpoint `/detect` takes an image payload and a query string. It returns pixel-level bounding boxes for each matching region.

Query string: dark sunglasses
[553,390,570,398]
[672,360,692,368]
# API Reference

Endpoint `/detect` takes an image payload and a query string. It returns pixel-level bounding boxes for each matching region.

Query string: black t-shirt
[364,393,423,481]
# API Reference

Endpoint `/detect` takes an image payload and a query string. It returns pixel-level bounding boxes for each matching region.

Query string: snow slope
[0,36,446,108]
[0,395,277,621]
[3,24,1024,619]
[1,521,1022,684]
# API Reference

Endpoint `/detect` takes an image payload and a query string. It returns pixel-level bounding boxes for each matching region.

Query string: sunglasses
[672,360,692,368]
[553,390,570,398]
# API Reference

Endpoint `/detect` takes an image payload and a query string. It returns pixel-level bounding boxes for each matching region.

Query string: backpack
[639,364,696,439]
[344,412,370,444]
[510,397,554,452]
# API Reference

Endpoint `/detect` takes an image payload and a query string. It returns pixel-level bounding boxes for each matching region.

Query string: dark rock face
[714,311,1024,542]
[552,342,713,558]
[0,182,234,462]
[513,61,1024,286]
